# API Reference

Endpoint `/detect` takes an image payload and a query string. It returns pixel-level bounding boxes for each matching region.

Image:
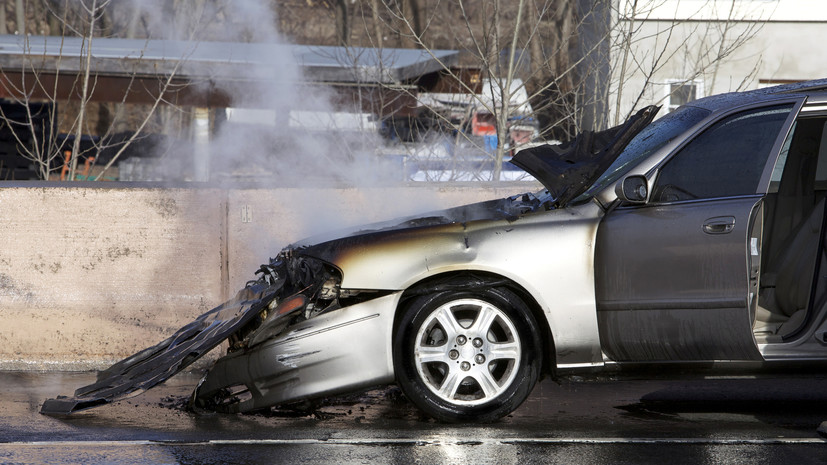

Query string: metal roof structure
[0,34,458,111]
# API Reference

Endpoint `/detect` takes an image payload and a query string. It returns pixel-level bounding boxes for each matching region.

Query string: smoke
[109,0,443,244]
[114,0,283,43]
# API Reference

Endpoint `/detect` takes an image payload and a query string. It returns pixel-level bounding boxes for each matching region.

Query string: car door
[595,102,800,362]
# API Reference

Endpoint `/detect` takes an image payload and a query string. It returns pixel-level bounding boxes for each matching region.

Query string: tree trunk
[14,0,24,34]
[0,3,7,35]
[403,0,422,48]
[335,0,349,46]
[369,0,383,47]
[69,0,99,181]
[524,1,578,142]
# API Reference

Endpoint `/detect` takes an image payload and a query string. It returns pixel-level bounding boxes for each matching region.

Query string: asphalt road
[1,370,826,464]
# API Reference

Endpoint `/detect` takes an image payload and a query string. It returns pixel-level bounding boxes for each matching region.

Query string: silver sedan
[43,79,827,422]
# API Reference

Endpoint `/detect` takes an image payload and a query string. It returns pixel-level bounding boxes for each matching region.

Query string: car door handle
[703,216,736,234]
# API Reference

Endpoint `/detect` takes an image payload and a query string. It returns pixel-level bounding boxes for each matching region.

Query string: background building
[611,0,827,122]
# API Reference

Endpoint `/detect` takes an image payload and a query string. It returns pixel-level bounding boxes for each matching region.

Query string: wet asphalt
[1,370,827,464]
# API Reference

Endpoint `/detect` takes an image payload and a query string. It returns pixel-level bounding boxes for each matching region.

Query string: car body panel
[303,200,607,367]
[191,293,400,413]
[593,98,806,362]
[596,196,764,361]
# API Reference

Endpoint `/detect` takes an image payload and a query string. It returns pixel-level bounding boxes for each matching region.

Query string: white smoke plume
[106,0,447,245]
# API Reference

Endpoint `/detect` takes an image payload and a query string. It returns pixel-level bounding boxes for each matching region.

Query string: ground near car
[4,371,827,464]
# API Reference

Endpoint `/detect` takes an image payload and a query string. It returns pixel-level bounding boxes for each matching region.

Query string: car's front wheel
[393,287,542,422]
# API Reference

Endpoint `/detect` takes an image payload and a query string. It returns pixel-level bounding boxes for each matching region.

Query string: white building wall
[611,0,827,122]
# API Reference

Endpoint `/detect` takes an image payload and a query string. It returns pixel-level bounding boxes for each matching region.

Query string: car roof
[685,78,827,114]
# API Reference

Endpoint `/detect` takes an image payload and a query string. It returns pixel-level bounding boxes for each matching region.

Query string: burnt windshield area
[570,105,711,206]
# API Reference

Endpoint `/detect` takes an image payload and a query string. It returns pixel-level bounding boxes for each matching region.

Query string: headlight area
[227,249,389,351]
[284,251,390,317]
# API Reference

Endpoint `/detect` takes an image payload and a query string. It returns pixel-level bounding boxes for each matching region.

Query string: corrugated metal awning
[0,35,457,84]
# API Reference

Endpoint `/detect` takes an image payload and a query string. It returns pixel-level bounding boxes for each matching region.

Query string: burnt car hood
[292,191,551,249]
[511,105,658,208]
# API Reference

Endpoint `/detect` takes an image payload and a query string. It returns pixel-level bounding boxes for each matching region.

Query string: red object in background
[59,150,96,180]
[60,150,71,181]
[471,111,497,136]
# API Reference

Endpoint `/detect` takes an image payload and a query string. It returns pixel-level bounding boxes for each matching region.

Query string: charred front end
[189,247,398,413]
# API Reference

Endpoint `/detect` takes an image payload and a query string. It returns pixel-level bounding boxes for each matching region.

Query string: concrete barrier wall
[0,184,533,370]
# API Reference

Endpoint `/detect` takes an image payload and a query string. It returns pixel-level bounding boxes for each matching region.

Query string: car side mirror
[617,175,649,204]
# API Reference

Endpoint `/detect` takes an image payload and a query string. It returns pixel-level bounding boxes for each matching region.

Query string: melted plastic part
[40,281,283,415]
[512,106,659,208]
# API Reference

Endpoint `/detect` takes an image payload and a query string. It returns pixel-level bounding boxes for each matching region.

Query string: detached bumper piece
[40,281,283,416]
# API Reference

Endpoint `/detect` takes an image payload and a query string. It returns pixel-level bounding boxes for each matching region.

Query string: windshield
[570,106,711,205]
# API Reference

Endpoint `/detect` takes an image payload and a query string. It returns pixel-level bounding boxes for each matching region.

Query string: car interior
[755,115,827,344]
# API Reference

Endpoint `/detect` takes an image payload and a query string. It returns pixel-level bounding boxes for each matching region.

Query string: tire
[393,286,542,422]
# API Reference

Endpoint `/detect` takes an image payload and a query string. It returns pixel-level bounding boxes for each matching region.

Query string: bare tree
[67,0,103,181]
[370,0,596,181]
[608,0,765,125]
[14,0,24,34]
[357,0,764,181]
[0,0,205,181]
[0,4,7,35]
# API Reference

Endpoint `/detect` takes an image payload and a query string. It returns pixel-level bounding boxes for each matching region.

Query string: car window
[769,118,827,193]
[653,104,794,202]
[570,105,711,205]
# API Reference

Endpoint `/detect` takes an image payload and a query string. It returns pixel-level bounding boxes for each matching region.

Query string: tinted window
[653,105,793,202]
[768,117,827,195]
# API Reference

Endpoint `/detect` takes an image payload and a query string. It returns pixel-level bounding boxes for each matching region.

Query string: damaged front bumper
[41,248,396,416]
[190,291,398,413]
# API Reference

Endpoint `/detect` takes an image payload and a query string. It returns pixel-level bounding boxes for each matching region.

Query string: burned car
[43,79,827,422]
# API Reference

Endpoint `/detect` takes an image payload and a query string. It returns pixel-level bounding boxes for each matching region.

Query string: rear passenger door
[595,101,801,362]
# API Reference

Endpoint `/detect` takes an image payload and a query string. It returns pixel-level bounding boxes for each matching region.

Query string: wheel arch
[393,270,556,379]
